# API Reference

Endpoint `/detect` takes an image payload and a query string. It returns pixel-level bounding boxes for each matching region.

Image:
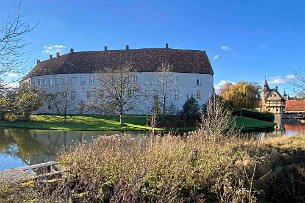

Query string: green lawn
[235,116,275,131]
[0,115,275,131]
[0,115,159,131]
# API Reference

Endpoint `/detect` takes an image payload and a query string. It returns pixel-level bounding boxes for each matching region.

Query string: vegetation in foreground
[1,133,304,202]
[0,114,274,131]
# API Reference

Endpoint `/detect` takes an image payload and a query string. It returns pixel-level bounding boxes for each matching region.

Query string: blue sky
[1,0,305,95]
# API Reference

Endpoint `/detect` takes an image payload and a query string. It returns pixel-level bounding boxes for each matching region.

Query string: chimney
[104,46,107,51]
[70,48,74,53]
[275,86,278,91]
[126,45,129,50]
[36,59,40,64]
[56,52,60,58]
[166,43,169,49]
[49,55,52,59]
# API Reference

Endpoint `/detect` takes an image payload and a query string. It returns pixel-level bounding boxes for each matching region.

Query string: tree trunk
[119,114,123,126]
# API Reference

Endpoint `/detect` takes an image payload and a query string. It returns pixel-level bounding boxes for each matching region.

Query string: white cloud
[42,44,66,54]
[212,55,220,60]
[221,45,232,51]
[214,80,234,93]
[7,72,17,78]
[269,74,296,85]
[286,74,296,79]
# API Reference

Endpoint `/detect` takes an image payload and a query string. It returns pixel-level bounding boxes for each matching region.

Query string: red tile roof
[285,100,305,112]
[25,48,213,79]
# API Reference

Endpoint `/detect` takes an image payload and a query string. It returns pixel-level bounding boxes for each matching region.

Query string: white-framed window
[196,90,201,99]
[49,77,53,85]
[43,78,47,86]
[32,79,36,87]
[173,75,178,84]
[90,76,95,84]
[38,79,41,86]
[55,78,60,85]
[64,77,69,85]
[71,77,76,85]
[80,76,86,85]
[130,74,137,83]
[196,78,201,86]
[174,90,179,100]
[71,90,76,100]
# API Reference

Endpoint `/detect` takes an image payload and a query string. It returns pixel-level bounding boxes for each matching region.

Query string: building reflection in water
[0,129,120,167]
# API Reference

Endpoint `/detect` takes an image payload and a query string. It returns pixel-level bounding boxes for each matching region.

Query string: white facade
[26,72,213,115]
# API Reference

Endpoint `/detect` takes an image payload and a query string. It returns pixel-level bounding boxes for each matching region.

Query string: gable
[265,89,284,101]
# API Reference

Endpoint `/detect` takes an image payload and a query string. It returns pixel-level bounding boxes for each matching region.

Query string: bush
[233,109,275,122]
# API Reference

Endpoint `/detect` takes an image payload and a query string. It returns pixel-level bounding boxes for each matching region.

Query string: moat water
[0,122,304,170]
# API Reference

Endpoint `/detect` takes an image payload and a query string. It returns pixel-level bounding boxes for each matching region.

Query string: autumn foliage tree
[219,81,260,110]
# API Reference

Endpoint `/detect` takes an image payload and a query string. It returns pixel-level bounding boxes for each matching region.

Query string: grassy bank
[1,133,304,202]
[0,115,274,131]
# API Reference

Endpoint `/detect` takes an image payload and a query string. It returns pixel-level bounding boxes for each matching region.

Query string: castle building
[21,45,214,115]
[261,79,287,114]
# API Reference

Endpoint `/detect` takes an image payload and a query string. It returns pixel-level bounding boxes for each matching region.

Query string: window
[55,78,60,85]
[49,77,53,85]
[173,75,178,84]
[174,90,179,100]
[144,75,149,84]
[64,77,69,85]
[32,79,36,87]
[43,78,47,86]
[71,77,76,85]
[90,76,95,84]
[80,76,86,85]
[130,75,137,83]
[196,78,201,86]
[196,90,201,99]
[38,79,41,86]
[71,90,76,100]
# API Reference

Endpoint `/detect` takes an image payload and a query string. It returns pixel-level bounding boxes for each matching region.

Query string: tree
[16,89,43,120]
[180,96,200,126]
[290,69,305,98]
[46,87,75,123]
[0,2,35,89]
[220,81,260,110]
[154,63,174,115]
[95,64,141,125]
[200,94,236,140]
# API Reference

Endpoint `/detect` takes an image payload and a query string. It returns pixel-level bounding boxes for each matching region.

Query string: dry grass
[1,132,305,202]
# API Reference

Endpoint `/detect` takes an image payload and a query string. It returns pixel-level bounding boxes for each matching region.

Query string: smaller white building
[21,46,214,115]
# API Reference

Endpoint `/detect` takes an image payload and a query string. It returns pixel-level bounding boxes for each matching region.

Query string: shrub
[233,109,274,122]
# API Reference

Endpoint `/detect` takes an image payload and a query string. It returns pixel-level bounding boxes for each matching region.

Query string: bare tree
[46,87,75,123]
[0,1,35,89]
[199,94,237,140]
[95,65,141,125]
[154,63,174,115]
[291,68,305,98]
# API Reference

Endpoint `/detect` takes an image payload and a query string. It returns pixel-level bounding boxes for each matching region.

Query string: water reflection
[0,129,143,170]
[0,123,304,170]
[253,122,305,140]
